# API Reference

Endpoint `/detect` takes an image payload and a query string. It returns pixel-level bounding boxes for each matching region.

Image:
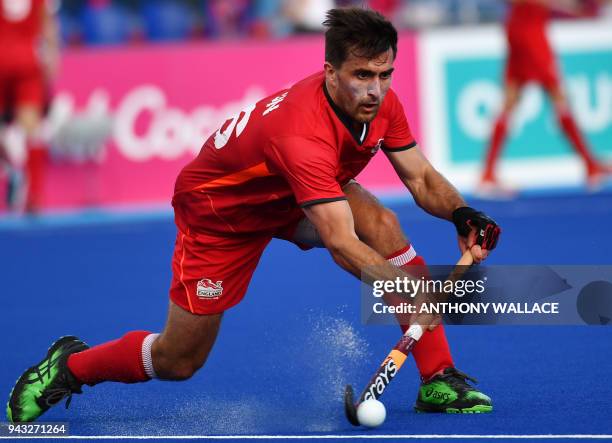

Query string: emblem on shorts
[196,279,224,299]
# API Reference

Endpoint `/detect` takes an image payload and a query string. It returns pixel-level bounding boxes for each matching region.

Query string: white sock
[387,244,417,267]
[141,333,159,379]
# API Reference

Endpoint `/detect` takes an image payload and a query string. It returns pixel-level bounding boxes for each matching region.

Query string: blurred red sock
[25,143,48,212]
[557,111,599,173]
[482,114,508,182]
[67,331,152,385]
[386,247,454,380]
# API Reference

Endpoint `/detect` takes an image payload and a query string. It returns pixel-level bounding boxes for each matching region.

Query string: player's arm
[303,200,400,279]
[512,0,569,9]
[266,135,434,326]
[386,147,464,221]
[302,199,440,329]
[380,90,467,227]
[531,0,587,15]
[41,0,60,81]
[386,147,501,262]
[266,135,415,278]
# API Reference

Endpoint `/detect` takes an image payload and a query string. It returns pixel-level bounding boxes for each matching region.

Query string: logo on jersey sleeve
[371,138,385,154]
[196,279,224,299]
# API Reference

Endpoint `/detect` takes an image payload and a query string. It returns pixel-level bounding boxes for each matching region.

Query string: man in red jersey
[480,0,610,194]
[8,8,500,422]
[0,0,59,213]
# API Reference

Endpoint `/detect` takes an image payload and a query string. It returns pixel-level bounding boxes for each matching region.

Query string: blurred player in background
[0,0,60,213]
[7,7,500,423]
[480,0,610,194]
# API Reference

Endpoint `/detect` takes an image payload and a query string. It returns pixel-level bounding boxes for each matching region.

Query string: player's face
[325,47,395,123]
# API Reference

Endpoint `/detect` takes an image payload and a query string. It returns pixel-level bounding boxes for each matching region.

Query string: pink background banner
[44,33,419,209]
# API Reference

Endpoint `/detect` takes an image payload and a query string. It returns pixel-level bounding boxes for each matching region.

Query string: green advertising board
[445,50,612,165]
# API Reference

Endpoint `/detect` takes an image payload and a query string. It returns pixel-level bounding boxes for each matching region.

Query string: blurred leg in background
[481,0,610,195]
[480,80,521,194]
[0,0,60,214]
[17,96,47,214]
[546,83,610,188]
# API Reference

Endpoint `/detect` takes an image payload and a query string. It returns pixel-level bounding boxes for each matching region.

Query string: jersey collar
[323,82,370,146]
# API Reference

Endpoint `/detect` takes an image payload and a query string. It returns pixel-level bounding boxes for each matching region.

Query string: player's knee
[375,207,401,236]
[358,206,403,247]
[155,356,204,381]
[167,359,203,381]
[359,206,405,256]
[360,205,399,236]
[152,340,207,381]
[503,100,516,113]
[17,107,42,137]
[554,102,570,120]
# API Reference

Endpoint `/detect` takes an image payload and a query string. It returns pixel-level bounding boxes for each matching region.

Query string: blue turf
[1,191,612,438]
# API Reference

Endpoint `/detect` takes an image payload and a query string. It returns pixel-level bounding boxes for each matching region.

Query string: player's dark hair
[323,8,398,68]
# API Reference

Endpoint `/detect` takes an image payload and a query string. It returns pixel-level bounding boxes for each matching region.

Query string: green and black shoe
[414,367,492,414]
[7,336,89,422]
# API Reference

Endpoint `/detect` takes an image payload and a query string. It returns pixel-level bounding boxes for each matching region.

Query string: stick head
[344,384,360,426]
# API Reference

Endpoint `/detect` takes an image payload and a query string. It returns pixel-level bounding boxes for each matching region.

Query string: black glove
[452,207,501,250]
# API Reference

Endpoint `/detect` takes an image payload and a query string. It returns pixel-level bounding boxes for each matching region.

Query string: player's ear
[324,61,338,87]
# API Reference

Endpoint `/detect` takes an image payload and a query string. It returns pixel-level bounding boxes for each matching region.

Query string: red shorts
[0,62,45,111]
[505,32,559,91]
[169,218,305,315]
[169,228,270,315]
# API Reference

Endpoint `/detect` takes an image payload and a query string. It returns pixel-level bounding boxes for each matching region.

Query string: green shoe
[414,367,492,414]
[7,336,89,422]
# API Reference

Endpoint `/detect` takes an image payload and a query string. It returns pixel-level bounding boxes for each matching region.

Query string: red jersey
[0,0,46,66]
[504,1,558,88]
[507,1,550,38]
[173,72,415,236]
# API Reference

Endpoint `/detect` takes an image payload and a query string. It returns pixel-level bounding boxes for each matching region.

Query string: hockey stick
[344,250,474,426]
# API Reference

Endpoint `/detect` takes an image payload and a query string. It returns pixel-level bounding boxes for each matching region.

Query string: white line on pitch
[1,435,612,440]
